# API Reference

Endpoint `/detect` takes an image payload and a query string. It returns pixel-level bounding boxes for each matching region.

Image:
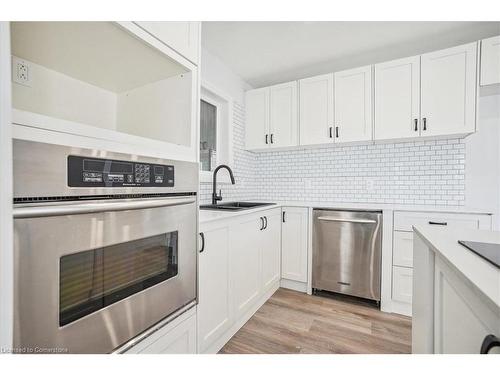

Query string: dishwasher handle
[317,216,377,224]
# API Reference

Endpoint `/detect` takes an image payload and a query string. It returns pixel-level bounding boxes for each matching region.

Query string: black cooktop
[458,241,500,269]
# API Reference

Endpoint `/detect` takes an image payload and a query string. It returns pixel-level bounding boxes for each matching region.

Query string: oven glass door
[60,232,178,326]
[14,196,197,353]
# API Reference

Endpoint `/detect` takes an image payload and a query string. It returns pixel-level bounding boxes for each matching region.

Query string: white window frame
[199,81,233,183]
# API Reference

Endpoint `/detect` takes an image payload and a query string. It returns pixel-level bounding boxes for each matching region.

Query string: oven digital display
[83,159,133,174]
[68,155,174,187]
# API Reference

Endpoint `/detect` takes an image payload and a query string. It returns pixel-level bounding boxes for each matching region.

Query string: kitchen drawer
[392,266,413,304]
[393,231,414,268]
[393,211,491,232]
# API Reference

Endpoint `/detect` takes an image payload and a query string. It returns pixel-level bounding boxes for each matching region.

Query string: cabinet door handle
[428,221,447,226]
[480,334,500,354]
[282,211,286,223]
[329,127,333,138]
[199,232,205,253]
[263,216,268,230]
[335,126,339,138]
[414,118,418,132]
[423,117,427,131]
[270,134,274,144]
[260,217,264,230]
[265,134,268,144]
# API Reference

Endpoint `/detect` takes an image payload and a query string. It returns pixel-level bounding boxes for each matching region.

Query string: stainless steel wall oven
[12,140,198,353]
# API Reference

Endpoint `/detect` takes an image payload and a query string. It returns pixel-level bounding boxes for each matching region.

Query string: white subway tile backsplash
[200,103,466,206]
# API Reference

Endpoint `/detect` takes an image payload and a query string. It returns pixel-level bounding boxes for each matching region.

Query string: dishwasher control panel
[67,155,174,187]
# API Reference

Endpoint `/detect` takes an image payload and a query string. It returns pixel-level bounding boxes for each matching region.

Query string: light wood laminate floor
[219,288,412,354]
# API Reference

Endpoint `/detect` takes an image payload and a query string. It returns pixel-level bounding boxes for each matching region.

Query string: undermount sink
[200,202,275,211]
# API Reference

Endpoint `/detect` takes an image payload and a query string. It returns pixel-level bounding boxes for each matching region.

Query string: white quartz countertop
[199,200,493,224]
[413,225,500,308]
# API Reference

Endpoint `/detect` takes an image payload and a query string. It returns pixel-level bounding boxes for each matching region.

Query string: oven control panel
[67,156,174,187]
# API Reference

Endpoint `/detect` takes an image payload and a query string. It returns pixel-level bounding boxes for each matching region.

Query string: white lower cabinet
[413,232,500,354]
[392,266,413,304]
[198,207,281,353]
[197,224,231,353]
[433,256,500,353]
[391,210,492,316]
[261,210,282,291]
[231,212,264,315]
[281,207,308,288]
[124,308,197,354]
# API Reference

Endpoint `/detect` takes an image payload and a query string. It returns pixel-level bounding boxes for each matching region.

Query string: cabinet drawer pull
[263,216,268,229]
[265,134,268,144]
[329,127,333,138]
[199,232,205,253]
[282,211,286,223]
[260,217,265,230]
[270,134,274,144]
[423,117,427,131]
[428,221,447,226]
[335,126,339,138]
[414,118,418,131]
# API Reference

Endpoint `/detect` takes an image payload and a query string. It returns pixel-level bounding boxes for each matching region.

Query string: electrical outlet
[12,57,31,87]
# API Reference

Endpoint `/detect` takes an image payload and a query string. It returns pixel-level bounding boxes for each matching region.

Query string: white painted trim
[120,22,196,72]
[380,209,394,313]
[200,281,279,354]
[280,279,307,293]
[306,207,313,295]
[200,80,235,184]
[391,301,412,317]
[12,109,197,163]
[0,21,13,351]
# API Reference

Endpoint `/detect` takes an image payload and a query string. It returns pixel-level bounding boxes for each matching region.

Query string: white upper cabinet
[245,87,270,150]
[269,81,298,148]
[334,65,373,143]
[245,82,298,150]
[374,56,421,140]
[134,22,200,65]
[245,40,484,152]
[480,35,500,86]
[421,42,477,137]
[299,73,334,145]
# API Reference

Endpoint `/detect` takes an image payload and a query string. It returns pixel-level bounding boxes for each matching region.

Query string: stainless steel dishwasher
[312,209,382,302]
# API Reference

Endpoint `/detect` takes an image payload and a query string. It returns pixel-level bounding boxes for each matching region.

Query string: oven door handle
[13,196,197,219]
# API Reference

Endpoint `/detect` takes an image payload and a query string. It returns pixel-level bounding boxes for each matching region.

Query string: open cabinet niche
[10,21,194,147]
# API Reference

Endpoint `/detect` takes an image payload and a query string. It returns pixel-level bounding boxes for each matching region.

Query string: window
[200,99,217,171]
[59,232,178,326]
[199,84,233,182]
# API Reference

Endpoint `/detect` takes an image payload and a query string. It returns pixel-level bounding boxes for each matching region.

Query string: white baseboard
[201,281,280,354]
[280,278,307,293]
[391,300,412,317]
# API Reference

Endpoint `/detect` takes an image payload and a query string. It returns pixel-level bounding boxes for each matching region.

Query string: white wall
[117,72,192,147]
[12,57,117,130]
[465,93,500,216]
[201,48,252,104]
[199,47,256,202]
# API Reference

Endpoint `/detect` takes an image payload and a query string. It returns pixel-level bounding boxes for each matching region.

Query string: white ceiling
[202,21,500,88]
